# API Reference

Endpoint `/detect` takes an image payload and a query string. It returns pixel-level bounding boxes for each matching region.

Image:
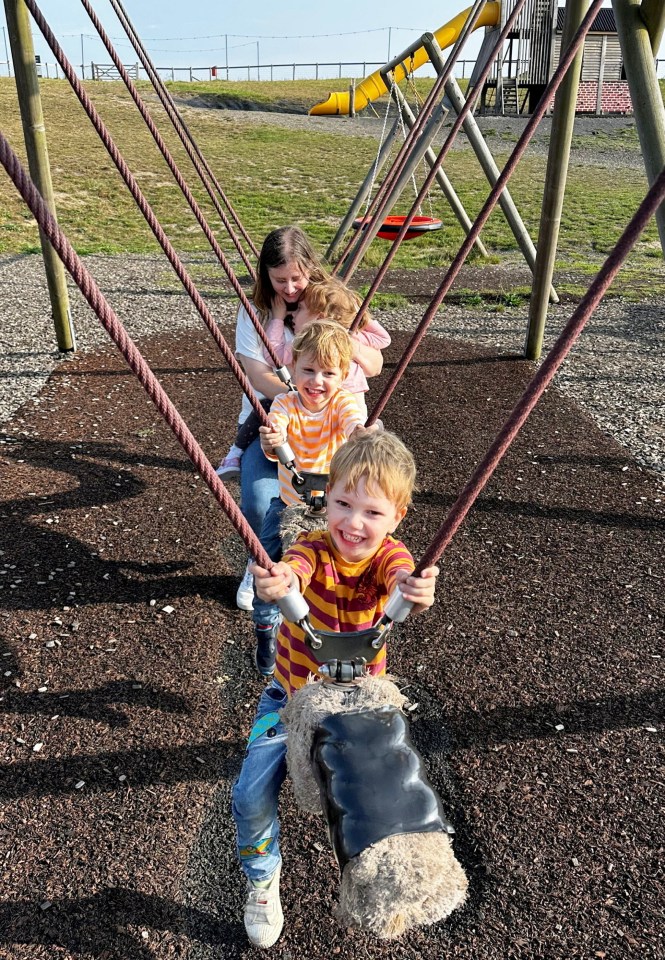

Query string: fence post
[316,62,319,79]
[292,63,296,80]
[349,79,356,118]
[596,34,607,116]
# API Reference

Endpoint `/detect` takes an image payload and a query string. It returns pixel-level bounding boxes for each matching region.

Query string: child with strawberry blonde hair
[264,275,390,420]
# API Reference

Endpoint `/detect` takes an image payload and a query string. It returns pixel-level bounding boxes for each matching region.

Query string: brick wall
[575,80,633,114]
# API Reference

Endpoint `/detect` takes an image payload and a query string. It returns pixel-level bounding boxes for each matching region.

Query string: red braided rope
[414,163,665,574]
[366,0,605,427]
[333,0,489,278]
[108,0,260,262]
[24,0,274,422]
[351,0,529,331]
[77,0,284,371]
[0,129,272,566]
[82,0,258,280]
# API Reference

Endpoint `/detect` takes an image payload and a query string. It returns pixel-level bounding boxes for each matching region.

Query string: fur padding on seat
[281,676,468,938]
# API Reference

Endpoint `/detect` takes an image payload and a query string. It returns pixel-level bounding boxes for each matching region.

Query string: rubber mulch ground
[1,324,662,960]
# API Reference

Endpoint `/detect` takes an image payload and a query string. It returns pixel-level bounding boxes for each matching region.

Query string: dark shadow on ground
[2,686,659,799]
[0,888,242,959]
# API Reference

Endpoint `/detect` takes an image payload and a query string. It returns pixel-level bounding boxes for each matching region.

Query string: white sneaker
[244,865,283,949]
[236,562,254,611]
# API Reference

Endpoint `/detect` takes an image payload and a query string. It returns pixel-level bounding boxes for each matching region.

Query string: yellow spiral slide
[309,2,500,116]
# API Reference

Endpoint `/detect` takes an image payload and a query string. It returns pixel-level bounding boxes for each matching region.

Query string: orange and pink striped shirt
[274,530,415,696]
[266,390,363,506]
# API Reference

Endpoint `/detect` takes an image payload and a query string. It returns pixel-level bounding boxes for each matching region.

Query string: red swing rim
[352,214,442,242]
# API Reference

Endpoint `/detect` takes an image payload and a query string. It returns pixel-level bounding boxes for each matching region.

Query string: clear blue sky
[1,1,662,81]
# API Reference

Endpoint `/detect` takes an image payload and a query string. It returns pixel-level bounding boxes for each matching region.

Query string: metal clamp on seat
[301,618,389,655]
[317,658,367,682]
[273,440,305,486]
[291,471,329,514]
[301,620,391,685]
[276,580,395,685]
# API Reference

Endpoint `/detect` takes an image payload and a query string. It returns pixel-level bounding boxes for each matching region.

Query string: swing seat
[352,215,442,242]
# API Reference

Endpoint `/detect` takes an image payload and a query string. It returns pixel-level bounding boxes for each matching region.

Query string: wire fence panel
[2,56,664,81]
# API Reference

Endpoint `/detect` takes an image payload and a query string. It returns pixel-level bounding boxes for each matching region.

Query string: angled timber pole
[525,0,590,361]
[389,83,489,258]
[425,34,557,301]
[4,0,75,351]
[325,118,400,263]
[640,0,665,54]
[612,0,665,254]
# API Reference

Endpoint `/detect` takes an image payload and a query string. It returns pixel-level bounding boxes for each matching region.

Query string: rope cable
[108,0,260,263]
[406,65,435,218]
[0,127,273,569]
[80,0,259,289]
[414,163,665,574]
[362,0,605,416]
[362,74,396,219]
[25,0,283,404]
[391,67,421,207]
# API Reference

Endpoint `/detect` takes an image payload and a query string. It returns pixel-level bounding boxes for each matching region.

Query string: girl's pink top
[263,316,391,393]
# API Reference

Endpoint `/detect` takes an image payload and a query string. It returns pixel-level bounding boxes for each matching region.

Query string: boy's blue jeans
[232,679,288,882]
[252,497,286,630]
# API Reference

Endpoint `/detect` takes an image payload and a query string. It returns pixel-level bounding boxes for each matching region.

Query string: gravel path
[1,252,662,489]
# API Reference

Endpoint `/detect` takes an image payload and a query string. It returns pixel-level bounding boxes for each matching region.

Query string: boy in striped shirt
[234,430,439,948]
[252,320,366,676]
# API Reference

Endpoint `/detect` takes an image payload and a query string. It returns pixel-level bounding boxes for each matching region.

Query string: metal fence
[0,57,487,82]
[2,56,665,83]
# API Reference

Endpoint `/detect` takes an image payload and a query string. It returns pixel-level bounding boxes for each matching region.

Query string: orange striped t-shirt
[267,389,363,506]
[274,530,415,696]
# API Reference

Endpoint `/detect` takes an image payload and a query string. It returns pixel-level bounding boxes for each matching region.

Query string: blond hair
[304,276,371,331]
[291,320,354,379]
[329,430,416,512]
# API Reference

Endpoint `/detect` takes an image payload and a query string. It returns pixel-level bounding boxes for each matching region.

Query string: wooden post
[349,79,356,118]
[613,0,665,254]
[4,0,75,351]
[596,33,608,115]
[525,0,589,361]
[640,0,665,54]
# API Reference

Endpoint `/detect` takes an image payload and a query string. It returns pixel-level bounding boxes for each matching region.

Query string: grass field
[0,77,663,299]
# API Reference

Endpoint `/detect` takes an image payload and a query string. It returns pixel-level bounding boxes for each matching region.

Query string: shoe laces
[246,884,278,919]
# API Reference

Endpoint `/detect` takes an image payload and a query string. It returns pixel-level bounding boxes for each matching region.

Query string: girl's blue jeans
[252,496,286,630]
[231,680,288,882]
[240,436,279,538]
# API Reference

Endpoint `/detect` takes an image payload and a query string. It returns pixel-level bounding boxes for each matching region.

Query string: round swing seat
[352,215,442,242]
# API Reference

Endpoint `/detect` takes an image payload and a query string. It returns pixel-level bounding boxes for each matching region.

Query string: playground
[1,0,664,957]
[1,244,663,958]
